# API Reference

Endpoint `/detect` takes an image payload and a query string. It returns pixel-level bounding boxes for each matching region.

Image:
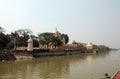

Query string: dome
[28,38,33,43]
[88,42,92,45]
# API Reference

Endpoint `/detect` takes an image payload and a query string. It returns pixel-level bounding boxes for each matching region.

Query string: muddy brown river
[0,50,119,79]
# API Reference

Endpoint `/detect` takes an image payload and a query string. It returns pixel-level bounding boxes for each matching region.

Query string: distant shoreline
[0,47,111,61]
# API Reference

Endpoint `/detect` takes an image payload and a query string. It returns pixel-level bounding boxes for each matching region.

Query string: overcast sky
[0,0,120,48]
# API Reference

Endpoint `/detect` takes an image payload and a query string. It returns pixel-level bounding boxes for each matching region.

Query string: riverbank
[0,50,16,61]
[0,48,110,61]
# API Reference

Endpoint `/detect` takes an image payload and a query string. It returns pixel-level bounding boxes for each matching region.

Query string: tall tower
[54,27,61,37]
[27,38,33,51]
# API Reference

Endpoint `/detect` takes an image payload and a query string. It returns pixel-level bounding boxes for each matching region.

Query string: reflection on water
[0,50,119,79]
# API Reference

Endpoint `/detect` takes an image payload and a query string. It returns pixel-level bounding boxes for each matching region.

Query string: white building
[54,27,61,37]
[86,42,93,50]
[27,38,33,51]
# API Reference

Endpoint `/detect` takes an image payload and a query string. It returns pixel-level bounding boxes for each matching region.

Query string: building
[54,27,61,37]
[54,27,65,45]
[86,42,93,50]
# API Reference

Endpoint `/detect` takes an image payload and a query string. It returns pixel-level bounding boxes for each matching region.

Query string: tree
[4,29,39,49]
[14,29,33,47]
[61,34,69,44]
[0,26,5,33]
[38,32,62,47]
[0,27,9,50]
[33,39,39,47]
[5,32,19,49]
[31,35,39,47]
[38,32,54,47]
[52,36,62,47]
[15,29,32,37]
[0,33,9,50]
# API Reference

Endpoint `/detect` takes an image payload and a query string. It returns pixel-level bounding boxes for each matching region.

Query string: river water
[0,50,120,79]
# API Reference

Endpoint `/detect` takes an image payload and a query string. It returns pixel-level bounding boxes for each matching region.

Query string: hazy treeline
[0,26,69,51]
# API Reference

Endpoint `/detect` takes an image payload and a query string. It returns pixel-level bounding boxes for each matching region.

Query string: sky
[0,0,120,48]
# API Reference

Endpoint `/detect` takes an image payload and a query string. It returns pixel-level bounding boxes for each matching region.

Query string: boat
[112,71,120,79]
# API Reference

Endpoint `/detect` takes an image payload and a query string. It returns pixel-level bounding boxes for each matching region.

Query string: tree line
[0,26,69,50]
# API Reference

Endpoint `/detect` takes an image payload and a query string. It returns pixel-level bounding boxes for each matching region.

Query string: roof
[28,38,33,43]
[112,71,120,79]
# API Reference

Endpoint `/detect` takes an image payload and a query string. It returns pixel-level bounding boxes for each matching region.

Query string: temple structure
[86,42,93,50]
[54,27,66,45]
[27,38,33,51]
[54,27,61,37]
